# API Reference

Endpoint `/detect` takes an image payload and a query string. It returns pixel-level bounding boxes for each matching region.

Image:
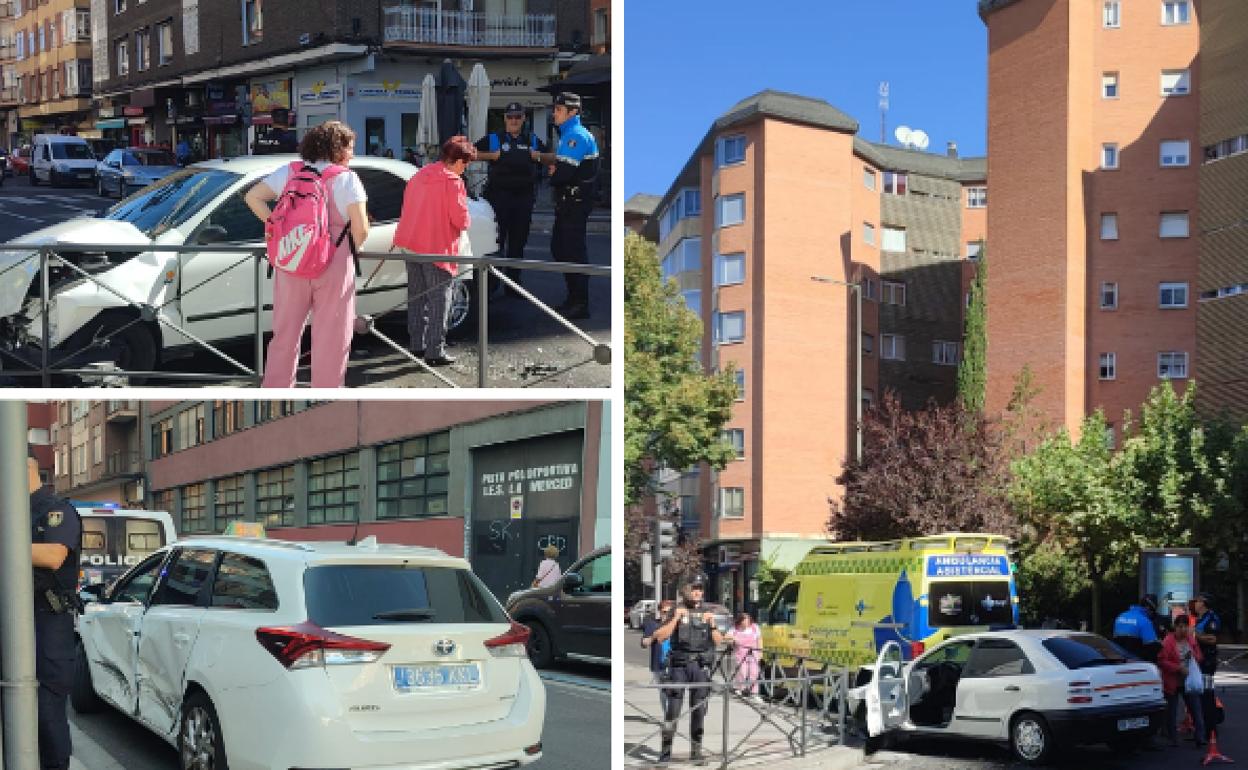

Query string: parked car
[629,598,656,628]
[30,134,97,187]
[96,148,181,199]
[76,503,176,590]
[0,147,10,178]
[506,544,611,668]
[851,630,1164,765]
[9,146,31,176]
[74,535,546,770]
[0,155,497,378]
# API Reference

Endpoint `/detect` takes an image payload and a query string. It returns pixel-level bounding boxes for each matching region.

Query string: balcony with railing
[0,2,13,19]
[0,86,15,105]
[106,400,138,423]
[105,450,140,477]
[383,7,556,49]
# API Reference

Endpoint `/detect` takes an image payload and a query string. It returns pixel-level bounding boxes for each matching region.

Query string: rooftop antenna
[878,81,890,143]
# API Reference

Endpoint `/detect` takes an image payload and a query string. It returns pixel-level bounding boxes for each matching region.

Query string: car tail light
[484,621,530,658]
[255,621,390,670]
[1068,680,1093,704]
[909,641,925,658]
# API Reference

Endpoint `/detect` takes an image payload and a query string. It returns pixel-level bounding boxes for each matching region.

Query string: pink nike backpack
[266,162,352,279]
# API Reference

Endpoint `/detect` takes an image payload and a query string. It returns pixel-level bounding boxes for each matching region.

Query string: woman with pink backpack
[244,120,370,387]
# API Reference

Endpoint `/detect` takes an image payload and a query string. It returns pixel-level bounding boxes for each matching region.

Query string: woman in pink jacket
[1157,614,1206,746]
[393,135,476,366]
[729,611,762,698]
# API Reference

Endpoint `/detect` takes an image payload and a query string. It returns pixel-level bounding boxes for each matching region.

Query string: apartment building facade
[981,0,1202,437]
[50,399,143,504]
[643,90,986,611]
[13,0,93,136]
[1,0,19,145]
[142,400,610,601]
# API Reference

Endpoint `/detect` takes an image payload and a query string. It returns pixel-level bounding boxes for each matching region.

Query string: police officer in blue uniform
[535,92,599,320]
[27,445,83,770]
[653,574,722,765]
[1112,593,1162,663]
[475,102,547,294]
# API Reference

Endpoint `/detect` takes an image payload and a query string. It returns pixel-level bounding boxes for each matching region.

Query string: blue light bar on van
[70,501,120,510]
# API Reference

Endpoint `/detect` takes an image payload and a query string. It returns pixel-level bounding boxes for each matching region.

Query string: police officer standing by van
[475,102,546,293]
[27,445,83,770]
[653,573,722,765]
[533,91,598,320]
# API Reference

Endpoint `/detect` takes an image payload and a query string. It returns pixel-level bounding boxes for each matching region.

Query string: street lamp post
[811,275,863,462]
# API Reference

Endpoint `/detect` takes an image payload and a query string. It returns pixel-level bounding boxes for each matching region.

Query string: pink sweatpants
[261,252,356,388]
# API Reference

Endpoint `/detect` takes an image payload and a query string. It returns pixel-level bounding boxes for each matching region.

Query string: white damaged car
[0,155,497,377]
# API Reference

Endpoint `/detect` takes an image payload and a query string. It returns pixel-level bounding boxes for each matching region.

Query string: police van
[760,533,1019,671]
[75,503,176,589]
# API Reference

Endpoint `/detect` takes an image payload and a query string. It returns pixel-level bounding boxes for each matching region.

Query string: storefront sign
[490,76,531,91]
[250,79,292,113]
[357,81,422,102]
[98,107,115,118]
[298,81,343,106]
[123,106,145,117]
[206,84,225,101]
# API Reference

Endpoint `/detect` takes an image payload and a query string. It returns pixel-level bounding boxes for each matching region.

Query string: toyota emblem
[434,639,456,656]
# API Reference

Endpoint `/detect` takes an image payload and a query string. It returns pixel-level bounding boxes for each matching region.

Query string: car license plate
[393,664,480,691]
[1117,717,1149,731]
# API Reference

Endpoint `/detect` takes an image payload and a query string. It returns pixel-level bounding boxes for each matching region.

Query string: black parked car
[505,544,611,668]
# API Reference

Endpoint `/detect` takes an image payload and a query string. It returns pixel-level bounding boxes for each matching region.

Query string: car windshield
[101,168,241,238]
[1043,634,1133,668]
[304,564,509,627]
[127,152,175,167]
[51,143,93,160]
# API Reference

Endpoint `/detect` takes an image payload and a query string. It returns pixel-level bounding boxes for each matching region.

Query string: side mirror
[561,571,584,591]
[195,225,229,245]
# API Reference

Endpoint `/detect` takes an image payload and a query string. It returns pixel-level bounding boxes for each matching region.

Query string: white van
[75,503,177,588]
[30,134,98,187]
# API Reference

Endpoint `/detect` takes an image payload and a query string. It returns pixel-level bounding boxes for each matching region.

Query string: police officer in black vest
[475,102,547,294]
[27,445,83,770]
[653,573,723,765]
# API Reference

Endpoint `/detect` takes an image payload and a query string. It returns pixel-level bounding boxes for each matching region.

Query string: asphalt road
[69,659,610,770]
[0,180,612,389]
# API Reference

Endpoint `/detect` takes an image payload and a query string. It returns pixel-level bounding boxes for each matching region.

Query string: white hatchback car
[73,536,546,770]
[0,155,496,376]
[853,630,1164,765]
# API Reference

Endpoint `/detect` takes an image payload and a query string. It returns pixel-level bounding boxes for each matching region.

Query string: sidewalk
[69,721,125,770]
[622,656,863,769]
[530,205,613,234]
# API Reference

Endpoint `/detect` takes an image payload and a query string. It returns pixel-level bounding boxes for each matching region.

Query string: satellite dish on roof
[894,125,912,146]
[912,130,930,150]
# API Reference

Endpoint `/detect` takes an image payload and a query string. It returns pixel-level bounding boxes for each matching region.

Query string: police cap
[1141,594,1158,612]
[553,92,582,111]
[504,102,525,117]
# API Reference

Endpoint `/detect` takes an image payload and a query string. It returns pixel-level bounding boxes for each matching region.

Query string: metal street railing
[0,243,610,388]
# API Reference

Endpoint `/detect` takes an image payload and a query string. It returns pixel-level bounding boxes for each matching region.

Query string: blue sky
[624,0,989,199]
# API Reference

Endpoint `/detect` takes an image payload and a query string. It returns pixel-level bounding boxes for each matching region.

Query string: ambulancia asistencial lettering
[926,554,1009,577]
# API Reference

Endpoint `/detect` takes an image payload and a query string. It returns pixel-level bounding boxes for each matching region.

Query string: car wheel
[445,275,474,339]
[524,621,555,669]
[1010,711,1055,766]
[70,641,104,714]
[179,691,229,770]
[74,313,159,382]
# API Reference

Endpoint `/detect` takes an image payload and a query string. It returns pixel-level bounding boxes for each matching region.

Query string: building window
[733,369,745,401]
[256,401,294,423]
[863,167,876,190]
[715,252,745,286]
[1102,72,1119,98]
[175,404,205,451]
[680,290,701,316]
[881,334,906,361]
[862,278,877,301]
[213,400,245,437]
[722,429,745,459]
[135,28,149,70]
[966,186,987,208]
[214,475,245,532]
[1159,282,1188,308]
[376,432,451,519]
[243,0,263,44]
[157,20,173,65]
[966,241,983,260]
[883,172,907,195]
[1160,212,1189,238]
[717,134,745,166]
[718,487,744,518]
[1100,282,1119,310]
[256,466,294,528]
[661,237,700,280]
[1161,69,1191,96]
[115,39,128,76]
[881,226,907,253]
[1101,213,1119,240]
[682,188,701,217]
[1099,352,1117,380]
[1160,139,1190,167]
[863,222,876,246]
[1103,0,1120,27]
[152,489,173,515]
[714,311,745,344]
[181,483,206,533]
[1161,1,1190,25]
[716,193,745,228]
[882,280,906,306]
[1157,351,1188,379]
[115,0,126,13]
[308,452,360,524]
[152,417,172,459]
[863,389,875,409]
[1204,134,1248,164]
[862,333,874,355]
[933,341,958,366]
[1101,143,1119,169]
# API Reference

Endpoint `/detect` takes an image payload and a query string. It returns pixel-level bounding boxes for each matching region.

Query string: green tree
[753,553,791,615]
[957,243,987,413]
[624,233,738,506]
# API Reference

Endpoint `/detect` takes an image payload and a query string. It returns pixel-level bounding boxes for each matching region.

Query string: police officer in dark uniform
[653,573,723,765]
[475,102,547,294]
[27,445,83,770]
[534,92,599,320]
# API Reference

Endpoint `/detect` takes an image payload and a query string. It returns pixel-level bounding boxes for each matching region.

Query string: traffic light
[656,519,677,561]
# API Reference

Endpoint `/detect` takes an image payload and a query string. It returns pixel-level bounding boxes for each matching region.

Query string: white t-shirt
[261,161,367,221]
[534,558,562,588]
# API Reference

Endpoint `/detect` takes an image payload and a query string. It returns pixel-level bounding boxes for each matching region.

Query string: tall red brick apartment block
[982,0,1248,432]
[642,91,987,608]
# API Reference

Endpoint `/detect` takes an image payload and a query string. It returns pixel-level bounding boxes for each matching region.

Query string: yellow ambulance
[760,533,1019,670]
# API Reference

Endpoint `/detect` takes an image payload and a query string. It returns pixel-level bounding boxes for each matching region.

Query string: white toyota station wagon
[73,535,546,770]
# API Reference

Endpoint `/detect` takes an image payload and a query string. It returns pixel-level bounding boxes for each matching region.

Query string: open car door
[865,640,908,737]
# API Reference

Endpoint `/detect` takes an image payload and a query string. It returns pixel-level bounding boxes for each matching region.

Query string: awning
[538,54,610,92]
[183,44,368,85]
[95,118,126,129]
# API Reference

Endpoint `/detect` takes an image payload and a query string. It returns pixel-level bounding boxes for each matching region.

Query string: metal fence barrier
[0,243,610,388]
[625,649,850,769]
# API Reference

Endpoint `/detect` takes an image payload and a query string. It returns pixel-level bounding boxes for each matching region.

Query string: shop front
[248,76,297,155]
[167,89,206,163]
[293,72,345,139]
[202,82,247,159]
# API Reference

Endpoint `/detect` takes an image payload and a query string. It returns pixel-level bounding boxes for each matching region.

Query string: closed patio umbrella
[465,63,491,195]
[436,58,467,143]
[415,73,439,161]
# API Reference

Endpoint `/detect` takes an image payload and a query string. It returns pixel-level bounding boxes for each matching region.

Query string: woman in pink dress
[730,612,762,696]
